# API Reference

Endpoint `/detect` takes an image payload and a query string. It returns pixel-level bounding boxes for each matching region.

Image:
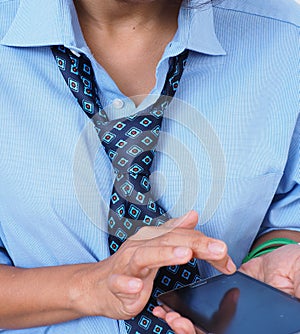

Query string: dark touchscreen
[157,272,300,334]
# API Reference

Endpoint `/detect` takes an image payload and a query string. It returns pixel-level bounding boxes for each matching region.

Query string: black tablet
[157,271,300,334]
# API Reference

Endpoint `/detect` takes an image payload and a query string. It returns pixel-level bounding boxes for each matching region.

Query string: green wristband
[242,238,298,264]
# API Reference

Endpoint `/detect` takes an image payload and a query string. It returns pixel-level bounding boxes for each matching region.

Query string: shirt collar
[0,0,86,51]
[179,2,226,55]
[1,0,225,56]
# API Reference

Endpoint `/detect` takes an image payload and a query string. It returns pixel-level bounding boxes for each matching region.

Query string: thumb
[108,274,143,296]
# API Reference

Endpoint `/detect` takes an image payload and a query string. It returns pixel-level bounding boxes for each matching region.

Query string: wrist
[242,238,298,263]
[68,261,110,318]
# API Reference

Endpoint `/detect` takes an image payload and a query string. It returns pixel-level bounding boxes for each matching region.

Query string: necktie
[52,45,201,334]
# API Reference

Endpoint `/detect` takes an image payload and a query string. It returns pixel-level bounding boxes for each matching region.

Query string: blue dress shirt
[0,0,299,332]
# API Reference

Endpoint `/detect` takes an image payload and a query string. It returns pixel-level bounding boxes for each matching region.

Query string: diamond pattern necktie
[52,45,201,334]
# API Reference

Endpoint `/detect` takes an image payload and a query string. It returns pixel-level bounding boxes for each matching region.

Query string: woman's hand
[71,211,236,320]
[153,242,300,334]
[240,244,300,297]
[153,308,200,334]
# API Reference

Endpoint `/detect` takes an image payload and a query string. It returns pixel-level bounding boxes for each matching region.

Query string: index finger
[130,210,198,241]
[164,210,199,230]
[128,245,193,277]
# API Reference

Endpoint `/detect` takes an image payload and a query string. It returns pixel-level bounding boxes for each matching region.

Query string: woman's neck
[73,0,182,105]
[74,0,181,32]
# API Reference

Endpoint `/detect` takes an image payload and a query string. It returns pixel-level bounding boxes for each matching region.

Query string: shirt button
[70,49,81,57]
[112,98,125,109]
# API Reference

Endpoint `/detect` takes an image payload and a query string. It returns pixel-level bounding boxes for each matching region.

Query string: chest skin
[74,3,180,106]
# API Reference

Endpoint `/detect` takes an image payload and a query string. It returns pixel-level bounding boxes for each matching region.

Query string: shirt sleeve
[258,114,300,237]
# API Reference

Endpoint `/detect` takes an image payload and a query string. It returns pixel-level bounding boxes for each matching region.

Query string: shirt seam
[215,5,300,29]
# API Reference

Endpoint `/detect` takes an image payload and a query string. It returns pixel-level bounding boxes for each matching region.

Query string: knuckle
[131,249,145,268]
[160,232,173,246]
[157,245,168,261]
[191,236,206,251]
[120,304,139,320]
[109,274,122,291]
[119,244,135,262]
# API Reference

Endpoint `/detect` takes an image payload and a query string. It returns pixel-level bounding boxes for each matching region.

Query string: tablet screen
[158,272,300,334]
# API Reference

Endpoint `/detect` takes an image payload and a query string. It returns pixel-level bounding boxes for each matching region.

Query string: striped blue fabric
[0,0,299,333]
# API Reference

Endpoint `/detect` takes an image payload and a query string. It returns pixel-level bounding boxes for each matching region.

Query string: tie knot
[98,113,163,175]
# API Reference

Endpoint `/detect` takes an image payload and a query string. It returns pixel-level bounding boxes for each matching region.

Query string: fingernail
[128,279,142,290]
[208,241,225,254]
[226,258,236,273]
[174,246,190,258]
